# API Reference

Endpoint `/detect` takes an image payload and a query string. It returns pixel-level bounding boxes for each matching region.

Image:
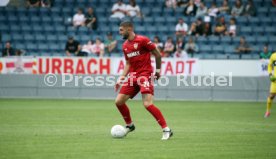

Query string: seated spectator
[188,22,197,36]
[85,7,98,30]
[231,0,244,17]
[184,0,197,16]
[110,0,126,19]
[174,47,188,58]
[203,22,212,36]
[194,0,201,7]
[164,37,175,57]
[226,17,237,37]
[15,49,23,56]
[153,36,164,50]
[175,18,188,38]
[41,0,51,7]
[196,1,207,17]
[79,40,94,56]
[195,17,204,36]
[104,32,117,56]
[243,0,256,17]
[65,36,81,56]
[126,0,142,18]
[165,0,177,9]
[236,36,252,56]
[2,41,15,57]
[219,0,230,15]
[208,2,219,18]
[214,16,227,36]
[26,0,40,7]
[260,45,272,59]
[73,8,85,27]
[159,47,166,57]
[92,38,105,57]
[176,37,184,50]
[184,37,198,56]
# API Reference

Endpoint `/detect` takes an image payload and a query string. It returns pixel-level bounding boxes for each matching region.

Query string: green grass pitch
[0,99,276,159]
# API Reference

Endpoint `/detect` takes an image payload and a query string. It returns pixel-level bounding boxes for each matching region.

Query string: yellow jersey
[268,52,276,76]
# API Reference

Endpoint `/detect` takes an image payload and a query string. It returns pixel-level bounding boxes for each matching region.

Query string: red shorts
[119,76,154,99]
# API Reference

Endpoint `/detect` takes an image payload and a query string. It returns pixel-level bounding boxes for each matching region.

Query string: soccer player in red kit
[114,21,173,140]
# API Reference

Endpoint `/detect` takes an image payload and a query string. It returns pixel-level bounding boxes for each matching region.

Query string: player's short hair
[120,21,133,28]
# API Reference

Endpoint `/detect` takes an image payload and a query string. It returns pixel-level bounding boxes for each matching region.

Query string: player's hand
[270,74,276,82]
[115,76,125,92]
[154,72,160,80]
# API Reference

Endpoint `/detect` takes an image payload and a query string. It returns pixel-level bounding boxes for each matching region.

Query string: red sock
[116,103,132,125]
[146,104,167,129]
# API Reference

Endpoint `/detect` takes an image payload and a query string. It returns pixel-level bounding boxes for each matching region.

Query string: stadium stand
[0,0,275,59]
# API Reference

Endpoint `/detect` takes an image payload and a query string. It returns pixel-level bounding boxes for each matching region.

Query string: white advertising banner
[0,57,268,76]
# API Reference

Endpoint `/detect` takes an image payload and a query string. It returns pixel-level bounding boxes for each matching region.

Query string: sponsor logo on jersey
[134,43,138,49]
[127,51,140,58]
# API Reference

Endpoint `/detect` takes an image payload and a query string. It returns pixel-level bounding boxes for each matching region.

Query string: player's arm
[151,48,161,80]
[268,56,276,82]
[115,60,130,92]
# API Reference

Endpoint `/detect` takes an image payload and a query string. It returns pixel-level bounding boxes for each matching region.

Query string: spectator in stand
[73,8,85,27]
[153,36,164,50]
[231,0,244,17]
[175,18,189,38]
[92,38,105,57]
[273,0,276,7]
[104,32,117,56]
[184,0,197,16]
[194,0,201,7]
[226,17,237,37]
[188,22,197,36]
[41,0,51,7]
[164,37,175,57]
[110,0,126,19]
[125,0,142,18]
[184,37,198,56]
[208,2,219,18]
[65,36,81,56]
[203,22,212,36]
[214,16,227,36]
[176,37,185,50]
[174,47,188,58]
[243,0,256,17]
[236,36,252,57]
[2,41,15,57]
[165,0,177,9]
[219,0,230,15]
[85,7,98,30]
[196,1,207,17]
[195,17,204,36]
[79,40,94,56]
[26,0,40,7]
[260,45,272,59]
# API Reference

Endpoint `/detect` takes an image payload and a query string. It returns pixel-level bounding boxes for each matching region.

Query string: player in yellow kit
[265,52,276,118]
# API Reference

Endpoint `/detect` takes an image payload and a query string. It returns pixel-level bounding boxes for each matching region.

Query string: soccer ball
[111,125,127,138]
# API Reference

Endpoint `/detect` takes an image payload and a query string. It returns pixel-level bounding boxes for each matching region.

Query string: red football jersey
[122,35,156,77]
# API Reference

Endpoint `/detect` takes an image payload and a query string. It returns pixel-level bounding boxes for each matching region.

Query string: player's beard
[122,33,129,40]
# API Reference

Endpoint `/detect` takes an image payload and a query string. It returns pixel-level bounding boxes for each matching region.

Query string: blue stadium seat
[221,36,231,45]
[163,8,174,17]
[143,17,154,25]
[46,35,58,43]
[55,25,66,34]
[264,26,276,35]
[228,54,240,59]
[154,17,166,26]
[12,33,24,43]
[260,17,272,26]
[1,34,11,42]
[240,26,252,36]
[151,8,162,17]
[35,34,46,42]
[257,36,269,44]
[26,43,37,52]
[14,43,26,50]
[145,26,158,35]
[232,37,240,45]
[216,54,228,59]
[38,43,49,52]
[246,36,256,45]
[212,45,224,54]
[21,25,32,34]
[208,36,220,44]
[269,36,276,43]
[252,54,260,59]
[196,36,208,44]
[44,25,55,34]
[8,15,18,22]
[203,54,216,59]
[200,44,212,54]
[224,45,236,54]
[41,16,52,24]
[135,26,146,34]
[253,26,264,36]
[24,34,35,42]
[241,54,252,59]
[258,7,268,17]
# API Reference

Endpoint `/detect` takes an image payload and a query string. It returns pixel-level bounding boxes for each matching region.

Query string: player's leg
[265,92,276,118]
[115,94,133,126]
[115,82,139,133]
[142,93,173,140]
